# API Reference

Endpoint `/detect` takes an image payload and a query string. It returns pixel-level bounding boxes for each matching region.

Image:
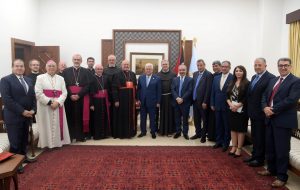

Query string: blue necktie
[179,77,184,97]
[193,73,202,100]
[19,77,28,94]
[251,74,260,90]
[146,76,150,87]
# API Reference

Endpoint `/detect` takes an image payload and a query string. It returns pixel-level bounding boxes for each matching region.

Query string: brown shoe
[271,179,286,188]
[257,170,272,176]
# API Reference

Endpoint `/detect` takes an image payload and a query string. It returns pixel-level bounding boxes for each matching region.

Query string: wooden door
[32,46,60,73]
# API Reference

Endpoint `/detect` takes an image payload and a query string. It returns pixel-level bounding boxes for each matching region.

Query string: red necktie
[269,77,283,106]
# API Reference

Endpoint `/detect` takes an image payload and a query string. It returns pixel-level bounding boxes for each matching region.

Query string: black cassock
[62,67,91,141]
[26,72,40,87]
[112,70,137,138]
[90,74,110,139]
[104,66,121,136]
[157,70,177,136]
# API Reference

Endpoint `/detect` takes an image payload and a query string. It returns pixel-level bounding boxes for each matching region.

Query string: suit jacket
[192,70,213,104]
[137,74,161,107]
[0,74,36,125]
[247,71,275,119]
[210,73,233,111]
[262,74,300,129]
[171,76,193,107]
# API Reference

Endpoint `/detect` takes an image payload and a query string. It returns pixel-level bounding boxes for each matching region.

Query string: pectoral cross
[75,82,79,86]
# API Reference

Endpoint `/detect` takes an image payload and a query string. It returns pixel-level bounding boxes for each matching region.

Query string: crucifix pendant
[75,82,79,86]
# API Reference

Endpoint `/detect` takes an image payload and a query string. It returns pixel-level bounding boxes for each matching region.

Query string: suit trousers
[140,105,157,134]
[266,123,292,182]
[174,104,190,135]
[215,110,230,147]
[193,101,208,138]
[6,121,29,155]
[250,118,266,163]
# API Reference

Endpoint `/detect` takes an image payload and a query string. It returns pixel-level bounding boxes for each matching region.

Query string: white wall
[37,0,260,76]
[0,0,298,79]
[0,0,39,78]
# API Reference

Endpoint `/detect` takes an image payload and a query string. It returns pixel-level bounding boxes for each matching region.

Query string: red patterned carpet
[19,145,287,190]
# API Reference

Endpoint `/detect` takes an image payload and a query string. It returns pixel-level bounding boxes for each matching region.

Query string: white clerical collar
[31,71,39,74]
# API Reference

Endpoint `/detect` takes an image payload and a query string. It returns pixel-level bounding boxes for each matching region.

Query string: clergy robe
[87,68,95,138]
[104,66,121,137]
[157,70,177,135]
[62,67,91,141]
[111,70,137,138]
[27,72,40,86]
[90,74,110,139]
[35,73,70,148]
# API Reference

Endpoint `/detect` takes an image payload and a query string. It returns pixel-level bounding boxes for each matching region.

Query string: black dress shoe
[243,157,254,163]
[212,144,222,149]
[228,152,235,156]
[222,146,229,152]
[173,133,181,139]
[183,134,189,140]
[190,135,199,140]
[138,133,146,138]
[17,165,24,174]
[24,157,37,163]
[248,160,264,167]
[151,133,156,139]
[200,138,206,143]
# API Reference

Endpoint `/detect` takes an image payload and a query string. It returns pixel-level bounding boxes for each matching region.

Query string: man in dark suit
[245,58,275,167]
[171,64,193,140]
[258,58,300,188]
[190,59,213,143]
[210,61,233,151]
[207,60,222,141]
[137,63,161,139]
[0,59,36,173]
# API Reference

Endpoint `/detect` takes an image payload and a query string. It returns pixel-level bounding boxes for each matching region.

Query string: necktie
[19,77,28,93]
[146,76,150,87]
[179,77,184,97]
[251,74,260,90]
[268,77,283,106]
[193,73,202,100]
[220,75,226,90]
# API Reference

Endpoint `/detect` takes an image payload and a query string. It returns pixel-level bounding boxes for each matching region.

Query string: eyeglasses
[278,64,290,68]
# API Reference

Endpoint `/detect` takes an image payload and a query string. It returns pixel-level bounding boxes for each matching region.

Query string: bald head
[178,64,187,77]
[254,58,267,74]
[58,61,67,73]
[161,60,169,72]
[108,54,116,67]
[94,64,104,76]
[121,59,130,71]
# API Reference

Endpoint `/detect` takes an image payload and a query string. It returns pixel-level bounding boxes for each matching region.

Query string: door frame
[11,38,35,63]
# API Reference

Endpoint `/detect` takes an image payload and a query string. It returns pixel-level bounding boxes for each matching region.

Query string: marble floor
[31,126,300,190]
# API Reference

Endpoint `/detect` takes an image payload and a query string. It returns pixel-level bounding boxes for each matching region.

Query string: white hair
[145,63,153,69]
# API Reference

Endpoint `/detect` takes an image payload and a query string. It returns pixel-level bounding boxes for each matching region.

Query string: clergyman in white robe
[35,73,71,148]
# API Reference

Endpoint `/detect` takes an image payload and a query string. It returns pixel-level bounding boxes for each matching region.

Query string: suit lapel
[276,74,292,95]
[12,74,27,95]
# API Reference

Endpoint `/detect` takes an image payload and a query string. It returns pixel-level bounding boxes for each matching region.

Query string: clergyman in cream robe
[35,71,71,148]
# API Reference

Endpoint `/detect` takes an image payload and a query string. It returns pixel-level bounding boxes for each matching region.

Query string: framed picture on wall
[130,52,165,75]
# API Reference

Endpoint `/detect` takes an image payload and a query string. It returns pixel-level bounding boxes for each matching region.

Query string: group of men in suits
[1,55,299,187]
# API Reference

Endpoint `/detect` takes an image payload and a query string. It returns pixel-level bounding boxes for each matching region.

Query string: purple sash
[43,89,64,140]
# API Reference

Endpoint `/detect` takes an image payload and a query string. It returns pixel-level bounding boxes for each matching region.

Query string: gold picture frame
[130,52,164,76]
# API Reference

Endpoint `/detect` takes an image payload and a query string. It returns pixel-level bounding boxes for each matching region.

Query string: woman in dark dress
[226,65,249,157]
